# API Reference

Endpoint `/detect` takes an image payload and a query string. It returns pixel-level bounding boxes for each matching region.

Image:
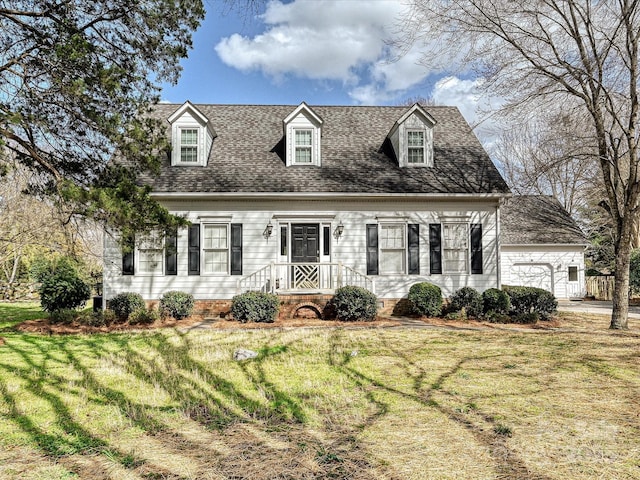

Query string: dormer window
[283,102,323,167]
[387,103,436,168]
[180,128,199,163]
[168,101,216,167]
[407,130,425,164]
[294,129,313,164]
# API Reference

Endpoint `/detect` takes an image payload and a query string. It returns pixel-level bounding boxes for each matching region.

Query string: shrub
[482,288,511,315]
[160,291,195,320]
[408,282,442,317]
[630,249,640,295]
[38,261,91,313]
[129,307,160,325]
[108,292,146,321]
[504,286,558,321]
[331,286,377,322]
[449,287,483,318]
[231,292,280,323]
[49,308,79,324]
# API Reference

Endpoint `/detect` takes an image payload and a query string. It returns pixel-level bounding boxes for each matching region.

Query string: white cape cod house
[103,101,584,316]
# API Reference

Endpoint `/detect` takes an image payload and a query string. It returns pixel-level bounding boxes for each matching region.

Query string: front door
[291,224,320,289]
[291,224,319,263]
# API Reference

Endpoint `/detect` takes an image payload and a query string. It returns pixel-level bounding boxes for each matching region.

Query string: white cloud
[215,0,433,104]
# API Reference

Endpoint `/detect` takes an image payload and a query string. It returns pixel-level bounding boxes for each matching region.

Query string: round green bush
[504,286,557,321]
[108,292,146,321]
[160,291,195,320]
[39,266,91,313]
[129,307,160,325]
[482,288,510,315]
[231,292,280,323]
[408,282,442,317]
[331,286,377,321]
[449,287,483,318]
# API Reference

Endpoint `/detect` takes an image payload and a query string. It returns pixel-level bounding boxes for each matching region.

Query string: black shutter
[165,229,178,276]
[231,224,243,275]
[122,234,135,275]
[429,224,442,274]
[366,224,379,275]
[408,224,420,275]
[471,223,483,274]
[188,224,200,275]
[323,226,330,256]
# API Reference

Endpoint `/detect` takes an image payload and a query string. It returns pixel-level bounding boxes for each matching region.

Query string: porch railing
[237,262,375,294]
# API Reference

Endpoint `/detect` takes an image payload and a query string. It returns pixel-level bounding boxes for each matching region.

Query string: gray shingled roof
[138,104,510,195]
[501,196,587,245]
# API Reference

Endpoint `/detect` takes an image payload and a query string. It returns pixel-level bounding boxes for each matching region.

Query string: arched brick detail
[293,302,323,319]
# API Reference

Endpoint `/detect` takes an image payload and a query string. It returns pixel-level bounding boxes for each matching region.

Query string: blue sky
[160,0,488,129]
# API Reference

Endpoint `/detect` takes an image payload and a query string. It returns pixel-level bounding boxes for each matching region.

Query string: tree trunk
[611,217,633,329]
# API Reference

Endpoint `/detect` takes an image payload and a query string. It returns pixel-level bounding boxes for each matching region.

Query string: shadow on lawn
[326,330,554,480]
[1,328,634,479]
[0,330,396,479]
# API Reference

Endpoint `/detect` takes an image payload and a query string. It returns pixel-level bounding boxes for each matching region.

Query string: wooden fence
[586,276,615,300]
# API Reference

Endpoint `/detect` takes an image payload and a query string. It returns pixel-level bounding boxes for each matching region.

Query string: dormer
[167,101,216,167]
[388,103,436,167]
[283,102,323,167]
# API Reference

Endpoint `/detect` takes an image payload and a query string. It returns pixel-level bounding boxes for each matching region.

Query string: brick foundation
[151,295,413,320]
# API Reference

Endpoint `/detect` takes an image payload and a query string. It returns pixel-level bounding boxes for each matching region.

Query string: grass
[0,302,45,330]
[0,306,638,479]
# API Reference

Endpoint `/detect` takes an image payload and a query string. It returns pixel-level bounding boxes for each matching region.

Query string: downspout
[496,203,501,289]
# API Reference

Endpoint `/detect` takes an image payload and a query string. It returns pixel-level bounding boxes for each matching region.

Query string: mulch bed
[14,315,404,335]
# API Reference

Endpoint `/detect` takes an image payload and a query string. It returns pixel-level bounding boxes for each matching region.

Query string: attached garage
[500,196,587,299]
[509,263,553,291]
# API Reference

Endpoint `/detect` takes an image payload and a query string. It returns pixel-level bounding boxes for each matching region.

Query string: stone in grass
[233,348,258,361]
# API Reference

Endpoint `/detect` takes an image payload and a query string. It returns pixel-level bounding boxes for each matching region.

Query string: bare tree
[493,112,599,215]
[402,0,640,328]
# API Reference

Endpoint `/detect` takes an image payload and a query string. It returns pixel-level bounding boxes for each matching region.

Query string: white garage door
[510,263,553,293]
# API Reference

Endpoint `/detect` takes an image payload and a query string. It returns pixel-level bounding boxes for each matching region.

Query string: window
[407,130,425,164]
[203,224,228,274]
[294,129,313,164]
[138,232,163,275]
[443,223,469,273]
[380,224,406,274]
[180,128,199,163]
[568,266,578,282]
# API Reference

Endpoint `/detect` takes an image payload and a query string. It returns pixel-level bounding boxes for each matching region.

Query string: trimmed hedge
[449,287,483,318]
[331,286,377,322]
[129,307,160,325]
[160,291,195,320]
[108,292,146,321]
[408,282,443,317]
[482,288,511,315]
[504,285,557,321]
[231,292,280,323]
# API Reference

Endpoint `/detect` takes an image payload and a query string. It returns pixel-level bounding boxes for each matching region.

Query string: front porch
[237,262,375,295]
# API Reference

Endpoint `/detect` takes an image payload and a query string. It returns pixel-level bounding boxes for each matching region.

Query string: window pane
[181,129,198,145]
[295,147,312,163]
[203,225,227,249]
[444,224,468,249]
[139,250,162,274]
[381,225,404,248]
[380,249,404,274]
[444,249,467,272]
[295,130,312,146]
[568,266,578,282]
[204,250,228,274]
[408,147,424,164]
[181,146,198,162]
[407,131,424,146]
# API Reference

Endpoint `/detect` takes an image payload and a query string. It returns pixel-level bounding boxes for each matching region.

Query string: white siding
[103,199,501,301]
[500,245,586,299]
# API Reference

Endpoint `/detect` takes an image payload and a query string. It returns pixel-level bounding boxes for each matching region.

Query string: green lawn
[0,307,638,479]
[0,302,45,330]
